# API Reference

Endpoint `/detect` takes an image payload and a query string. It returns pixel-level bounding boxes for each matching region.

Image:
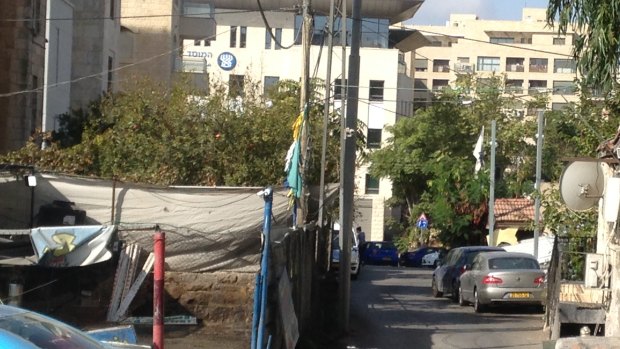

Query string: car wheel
[451,281,460,302]
[474,288,486,313]
[431,278,443,298]
[458,287,467,306]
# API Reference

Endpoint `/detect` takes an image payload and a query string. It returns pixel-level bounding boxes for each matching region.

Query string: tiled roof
[495,198,535,223]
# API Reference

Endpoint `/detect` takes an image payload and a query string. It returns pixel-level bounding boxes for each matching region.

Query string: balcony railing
[529,65,548,73]
[453,63,474,74]
[506,64,525,72]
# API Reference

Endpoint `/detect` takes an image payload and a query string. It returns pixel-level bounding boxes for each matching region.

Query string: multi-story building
[407,8,579,114]
[0,0,47,153]
[172,1,425,240]
[43,0,121,133]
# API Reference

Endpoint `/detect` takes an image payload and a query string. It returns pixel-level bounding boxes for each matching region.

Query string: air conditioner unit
[584,253,605,288]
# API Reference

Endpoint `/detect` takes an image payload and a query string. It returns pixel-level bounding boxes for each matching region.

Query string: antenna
[560,161,604,211]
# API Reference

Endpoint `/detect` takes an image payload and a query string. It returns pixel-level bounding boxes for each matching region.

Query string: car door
[434,249,454,291]
[461,254,482,302]
[442,249,462,293]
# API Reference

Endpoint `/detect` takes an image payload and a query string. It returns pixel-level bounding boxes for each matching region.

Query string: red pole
[153,231,165,349]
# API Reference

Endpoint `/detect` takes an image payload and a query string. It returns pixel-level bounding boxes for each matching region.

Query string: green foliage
[547,0,620,91]
[1,76,349,188]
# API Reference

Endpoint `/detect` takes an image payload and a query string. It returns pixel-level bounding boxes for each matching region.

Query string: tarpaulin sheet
[0,174,309,272]
[31,225,115,267]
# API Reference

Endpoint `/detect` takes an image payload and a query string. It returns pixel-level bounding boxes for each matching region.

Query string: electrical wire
[257,0,300,49]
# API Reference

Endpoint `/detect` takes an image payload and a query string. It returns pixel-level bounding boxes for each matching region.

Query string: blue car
[399,247,443,267]
[0,304,148,349]
[362,241,399,266]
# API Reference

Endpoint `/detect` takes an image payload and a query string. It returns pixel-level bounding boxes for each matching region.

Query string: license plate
[509,292,531,298]
[383,257,392,261]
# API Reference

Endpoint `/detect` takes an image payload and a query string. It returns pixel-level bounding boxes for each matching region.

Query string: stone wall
[165,271,255,338]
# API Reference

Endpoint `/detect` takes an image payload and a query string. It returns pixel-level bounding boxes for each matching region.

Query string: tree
[1,76,354,189]
[547,0,620,91]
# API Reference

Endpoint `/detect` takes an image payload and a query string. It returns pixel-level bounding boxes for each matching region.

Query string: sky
[412,0,550,25]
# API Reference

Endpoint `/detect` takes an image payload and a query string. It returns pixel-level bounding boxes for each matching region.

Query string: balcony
[506,64,525,72]
[529,64,548,73]
[453,63,474,74]
[433,65,450,73]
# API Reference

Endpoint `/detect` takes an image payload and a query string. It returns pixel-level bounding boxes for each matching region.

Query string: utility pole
[318,0,335,228]
[297,0,312,226]
[338,0,360,334]
[488,120,496,246]
[534,110,544,259]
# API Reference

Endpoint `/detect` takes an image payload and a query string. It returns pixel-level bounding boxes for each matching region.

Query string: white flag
[473,126,484,173]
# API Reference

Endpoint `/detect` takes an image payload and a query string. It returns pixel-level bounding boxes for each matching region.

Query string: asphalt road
[331,265,546,349]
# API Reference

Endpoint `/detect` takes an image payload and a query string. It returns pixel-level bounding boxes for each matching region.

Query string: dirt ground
[135,326,247,349]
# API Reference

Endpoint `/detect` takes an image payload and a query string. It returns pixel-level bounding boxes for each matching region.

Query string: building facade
[176,4,424,240]
[407,8,579,114]
[0,0,47,153]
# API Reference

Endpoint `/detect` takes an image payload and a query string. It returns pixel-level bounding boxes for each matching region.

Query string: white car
[421,251,440,267]
[331,223,361,279]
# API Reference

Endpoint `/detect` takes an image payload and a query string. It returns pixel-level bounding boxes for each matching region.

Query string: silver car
[459,252,546,313]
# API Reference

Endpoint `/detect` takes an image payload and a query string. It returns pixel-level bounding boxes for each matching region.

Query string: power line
[257,0,300,49]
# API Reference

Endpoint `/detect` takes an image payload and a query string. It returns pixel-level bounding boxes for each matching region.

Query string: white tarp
[0,173,300,272]
[502,235,555,267]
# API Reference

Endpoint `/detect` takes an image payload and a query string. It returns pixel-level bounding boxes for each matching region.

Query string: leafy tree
[547,0,620,91]
[1,76,354,190]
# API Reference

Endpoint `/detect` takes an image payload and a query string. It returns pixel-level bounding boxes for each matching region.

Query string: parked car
[0,304,148,348]
[362,241,399,266]
[331,223,361,279]
[459,251,546,312]
[431,246,505,301]
[399,247,442,267]
[421,249,447,268]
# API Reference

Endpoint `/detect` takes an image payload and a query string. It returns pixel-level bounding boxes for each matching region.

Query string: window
[296,16,387,48]
[275,28,282,50]
[490,37,514,44]
[553,37,565,45]
[240,26,247,48]
[529,58,548,73]
[229,74,244,96]
[506,57,525,72]
[194,39,201,46]
[528,80,547,95]
[505,79,524,93]
[264,76,279,95]
[365,175,379,194]
[432,79,449,91]
[553,81,576,95]
[520,37,532,44]
[433,59,450,73]
[265,29,272,49]
[477,56,500,72]
[414,59,428,72]
[369,80,384,101]
[107,56,113,92]
[554,59,576,74]
[334,79,347,100]
[367,129,382,149]
[230,26,237,47]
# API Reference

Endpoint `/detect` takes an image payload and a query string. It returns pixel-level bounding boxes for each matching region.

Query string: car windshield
[488,257,539,270]
[0,311,105,349]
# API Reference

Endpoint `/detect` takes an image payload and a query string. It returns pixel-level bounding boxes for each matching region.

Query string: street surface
[332,265,546,349]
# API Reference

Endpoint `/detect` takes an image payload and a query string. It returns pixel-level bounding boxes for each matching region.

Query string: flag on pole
[473,126,484,173]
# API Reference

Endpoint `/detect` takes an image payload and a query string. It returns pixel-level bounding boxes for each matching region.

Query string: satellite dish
[560,161,604,211]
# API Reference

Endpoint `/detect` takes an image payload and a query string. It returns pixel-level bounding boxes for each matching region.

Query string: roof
[494,198,535,228]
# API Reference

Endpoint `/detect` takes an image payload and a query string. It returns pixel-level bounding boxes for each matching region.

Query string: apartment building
[43,0,121,133]
[175,2,425,240]
[0,0,47,153]
[407,8,578,114]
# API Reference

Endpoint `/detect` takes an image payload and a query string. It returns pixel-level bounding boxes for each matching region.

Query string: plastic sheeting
[0,173,306,272]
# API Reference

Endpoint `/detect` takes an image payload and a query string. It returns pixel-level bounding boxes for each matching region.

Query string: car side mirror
[463,264,471,271]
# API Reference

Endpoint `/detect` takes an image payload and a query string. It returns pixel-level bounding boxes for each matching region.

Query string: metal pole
[153,231,165,349]
[257,187,273,348]
[340,0,347,122]
[488,120,496,246]
[318,0,335,228]
[534,110,544,259]
[339,0,360,334]
[297,0,312,227]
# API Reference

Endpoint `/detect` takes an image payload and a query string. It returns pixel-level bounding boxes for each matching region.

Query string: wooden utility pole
[297,0,312,227]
